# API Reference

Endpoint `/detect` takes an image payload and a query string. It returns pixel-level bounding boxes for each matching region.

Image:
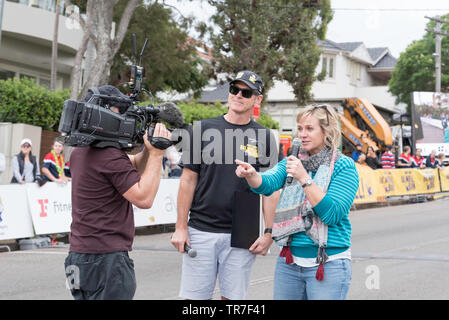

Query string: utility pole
[0,0,5,47]
[425,16,449,93]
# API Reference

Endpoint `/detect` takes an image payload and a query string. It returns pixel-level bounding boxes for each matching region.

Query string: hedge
[0,78,70,131]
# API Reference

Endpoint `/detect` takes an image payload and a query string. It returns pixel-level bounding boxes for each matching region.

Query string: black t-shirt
[181,115,277,233]
[69,147,140,254]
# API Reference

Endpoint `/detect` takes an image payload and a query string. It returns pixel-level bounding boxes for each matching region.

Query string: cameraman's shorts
[179,226,256,300]
[64,251,136,300]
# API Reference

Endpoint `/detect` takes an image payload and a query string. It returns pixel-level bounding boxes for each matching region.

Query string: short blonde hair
[296,104,341,150]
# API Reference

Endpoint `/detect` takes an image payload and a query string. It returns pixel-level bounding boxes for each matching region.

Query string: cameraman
[64,85,171,300]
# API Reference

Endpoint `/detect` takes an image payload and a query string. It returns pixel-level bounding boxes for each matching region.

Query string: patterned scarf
[272,146,341,279]
[51,150,65,178]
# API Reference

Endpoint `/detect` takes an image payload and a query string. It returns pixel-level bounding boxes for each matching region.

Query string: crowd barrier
[354,165,449,204]
[1,167,449,241]
[0,179,179,241]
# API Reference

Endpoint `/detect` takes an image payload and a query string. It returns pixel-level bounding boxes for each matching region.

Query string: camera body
[58,94,160,152]
[58,34,173,152]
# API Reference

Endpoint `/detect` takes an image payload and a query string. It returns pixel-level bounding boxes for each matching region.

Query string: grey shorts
[64,251,136,300]
[179,227,256,300]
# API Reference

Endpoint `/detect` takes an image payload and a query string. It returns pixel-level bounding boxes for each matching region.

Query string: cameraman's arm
[129,147,149,175]
[123,124,170,209]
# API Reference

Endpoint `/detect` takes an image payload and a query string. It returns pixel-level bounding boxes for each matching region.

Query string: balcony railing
[6,0,65,14]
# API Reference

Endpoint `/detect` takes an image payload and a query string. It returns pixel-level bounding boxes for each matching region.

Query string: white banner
[133,179,179,227]
[0,184,35,240]
[26,182,72,235]
[416,143,449,156]
[1,179,181,239]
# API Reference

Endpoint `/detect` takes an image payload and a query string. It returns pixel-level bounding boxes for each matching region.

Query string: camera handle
[147,125,172,150]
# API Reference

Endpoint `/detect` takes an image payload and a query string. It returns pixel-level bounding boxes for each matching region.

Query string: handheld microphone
[184,243,197,258]
[286,138,302,185]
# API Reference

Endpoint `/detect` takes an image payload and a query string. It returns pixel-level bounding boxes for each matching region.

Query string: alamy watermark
[171,123,277,167]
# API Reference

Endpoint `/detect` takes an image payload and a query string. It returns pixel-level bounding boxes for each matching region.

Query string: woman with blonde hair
[235,104,359,300]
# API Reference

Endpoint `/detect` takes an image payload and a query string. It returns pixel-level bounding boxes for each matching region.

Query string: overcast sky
[164,0,449,58]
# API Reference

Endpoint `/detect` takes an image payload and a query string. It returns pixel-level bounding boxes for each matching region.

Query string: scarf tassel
[315,246,328,281]
[315,263,324,281]
[280,246,294,264]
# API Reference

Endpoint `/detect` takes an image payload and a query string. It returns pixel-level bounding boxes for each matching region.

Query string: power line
[332,8,449,12]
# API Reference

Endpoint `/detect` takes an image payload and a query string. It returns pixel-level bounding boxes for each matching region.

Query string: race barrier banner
[354,164,385,204]
[26,182,72,235]
[354,166,442,204]
[1,167,449,240]
[0,179,181,239]
[133,179,179,227]
[440,167,449,192]
[0,184,35,240]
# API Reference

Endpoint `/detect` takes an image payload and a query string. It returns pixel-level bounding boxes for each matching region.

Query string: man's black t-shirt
[182,115,277,233]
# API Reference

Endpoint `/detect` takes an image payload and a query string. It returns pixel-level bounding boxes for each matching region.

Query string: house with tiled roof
[196,39,405,134]
[266,40,405,133]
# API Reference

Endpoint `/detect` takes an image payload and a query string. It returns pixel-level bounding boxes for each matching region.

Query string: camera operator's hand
[144,123,171,155]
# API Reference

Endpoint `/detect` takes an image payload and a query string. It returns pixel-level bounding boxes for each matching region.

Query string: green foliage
[204,0,333,105]
[257,111,280,129]
[0,78,69,131]
[111,1,211,96]
[176,101,227,124]
[389,14,449,112]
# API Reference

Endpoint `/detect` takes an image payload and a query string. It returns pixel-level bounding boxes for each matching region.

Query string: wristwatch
[301,178,313,188]
[264,228,272,234]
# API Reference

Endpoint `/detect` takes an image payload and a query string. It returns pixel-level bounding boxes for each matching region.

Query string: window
[0,69,15,80]
[20,74,37,82]
[347,60,361,85]
[321,55,335,80]
[39,78,51,89]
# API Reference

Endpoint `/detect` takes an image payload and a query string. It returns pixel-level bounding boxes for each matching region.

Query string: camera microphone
[156,102,184,129]
[286,138,302,185]
[184,243,197,258]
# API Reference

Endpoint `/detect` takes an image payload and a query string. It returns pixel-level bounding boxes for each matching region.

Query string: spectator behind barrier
[397,146,412,168]
[366,146,382,169]
[42,139,71,184]
[426,150,438,168]
[437,153,446,168]
[411,148,426,169]
[381,145,395,169]
[11,138,42,184]
[351,144,363,162]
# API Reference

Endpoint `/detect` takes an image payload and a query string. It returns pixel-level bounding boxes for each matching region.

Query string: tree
[67,0,140,99]
[201,0,332,105]
[50,0,61,91]
[389,14,449,111]
[109,1,211,98]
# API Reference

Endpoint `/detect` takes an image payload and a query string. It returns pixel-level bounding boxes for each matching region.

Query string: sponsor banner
[439,167,449,191]
[26,182,72,235]
[389,168,440,195]
[133,179,179,227]
[354,164,386,204]
[0,184,35,240]
[377,169,396,197]
[355,167,441,203]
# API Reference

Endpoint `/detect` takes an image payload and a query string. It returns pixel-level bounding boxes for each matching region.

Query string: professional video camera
[58,34,184,152]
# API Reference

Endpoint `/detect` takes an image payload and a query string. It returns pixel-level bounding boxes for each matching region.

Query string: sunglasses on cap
[312,104,331,126]
[229,85,257,99]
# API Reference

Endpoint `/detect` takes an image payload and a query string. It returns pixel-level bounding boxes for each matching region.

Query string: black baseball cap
[83,85,131,113]
[230,70,263,94]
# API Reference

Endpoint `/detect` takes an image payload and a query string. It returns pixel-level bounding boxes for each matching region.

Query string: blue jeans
[273,256,351,300]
